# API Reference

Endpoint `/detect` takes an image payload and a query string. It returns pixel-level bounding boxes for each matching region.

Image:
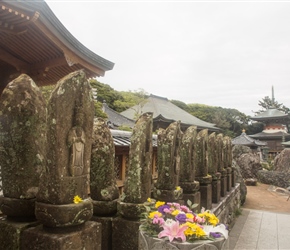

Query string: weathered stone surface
[195,129,208,179]
[36,70,94,227]
[208,132,218,176]
[245,178,257,186]
[232,145,252,159]
[232,160,247,205]
[35,199,93,227]
[155,121,182,191]
[216,133,224,173]
[212,179,221,204]
[112,217,140,250]
[179,126,197,184]
[212,183,240,229]
[0,218,39,250]
[90,117,119,215]
[235,153,262,179]
[257,170,290,188]
[0,74,46,218]
[273,148,290,172]
[91,216,115,250]
[122,112,153,204]
[199,184,212,210]
[21,221,101,250]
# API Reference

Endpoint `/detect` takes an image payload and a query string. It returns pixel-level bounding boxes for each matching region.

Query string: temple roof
[120,94,219,132]
[232,131,267,147]
[281,141,290,147]
[250,108,290,122]
[249,131,290,140]
[0,0,114,90]
[110,130,157,147]
[102,102,135,129]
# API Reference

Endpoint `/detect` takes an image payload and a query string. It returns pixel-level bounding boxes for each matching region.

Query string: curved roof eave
[154,114,220,132]
[250,108,290,121]
[5,0,114,72]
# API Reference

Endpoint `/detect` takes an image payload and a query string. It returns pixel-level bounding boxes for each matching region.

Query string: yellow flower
[148,211,162,219]
[185,222,206,237]
[176,186,181,191]
[171,209,179,216]
[147,198,152,202]
[73,195,83,204]
[186,213,194,219]
[198,211,219,226]
[155,201,165,208]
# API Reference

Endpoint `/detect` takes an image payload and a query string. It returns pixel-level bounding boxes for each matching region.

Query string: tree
[256,96,289,114]
[114,89,149,114]
[89,79,124,111]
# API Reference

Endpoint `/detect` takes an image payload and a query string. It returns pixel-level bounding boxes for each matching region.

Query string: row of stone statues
[0,71,235,249]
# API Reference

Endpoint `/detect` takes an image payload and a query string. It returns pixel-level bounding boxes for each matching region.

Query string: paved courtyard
[229,183,290,250]
[229,209,290,250]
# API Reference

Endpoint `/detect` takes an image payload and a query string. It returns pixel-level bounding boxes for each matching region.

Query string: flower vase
[138,230,229,250]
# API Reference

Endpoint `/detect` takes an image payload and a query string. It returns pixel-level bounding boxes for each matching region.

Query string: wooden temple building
[249,108,290,157]
[121,94,220,132]
[0,0,114,93]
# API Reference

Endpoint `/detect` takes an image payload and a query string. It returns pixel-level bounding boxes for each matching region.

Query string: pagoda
[249,87,290,157]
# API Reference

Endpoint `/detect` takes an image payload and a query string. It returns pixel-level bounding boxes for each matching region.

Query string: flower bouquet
[139,198,228,249]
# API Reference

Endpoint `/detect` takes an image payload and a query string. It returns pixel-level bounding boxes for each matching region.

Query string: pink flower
[180,205,191,213]
[158,220,188,242]
[153,217,165,225]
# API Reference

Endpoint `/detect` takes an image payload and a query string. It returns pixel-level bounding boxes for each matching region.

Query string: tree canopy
[256,96,289,114]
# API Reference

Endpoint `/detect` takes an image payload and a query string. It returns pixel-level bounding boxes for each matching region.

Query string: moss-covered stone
[0,74,46,218]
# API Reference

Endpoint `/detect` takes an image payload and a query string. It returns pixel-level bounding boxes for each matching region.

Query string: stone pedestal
[112,217,140,250]
[220,170,227,197]
[212,179,221,204]
[21,221,101,250]
[231,167,236,187]
[181,181,200,212]
[183,192,201,213]
[226,168,232,192]
[199,184,212,210]
[153,188,183,202]
[0,217,39,250]
[91,216,116,250]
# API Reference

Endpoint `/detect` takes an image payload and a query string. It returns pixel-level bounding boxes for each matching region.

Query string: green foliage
[234,208,242,217]
[246,121,264,135]
[261,161,273,171]
[256,96,289,114]
[117,125,132,132]
[183,103,249,137]
[114,89,148,113]
[94,101,107,118]
[89,79,124,111]
[171,100,190,112]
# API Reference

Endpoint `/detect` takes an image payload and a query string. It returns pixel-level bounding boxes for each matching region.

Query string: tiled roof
[250,108,290,121]
[232,131,267,147]
[249,131,290,140]
[120,94,219,131]
[110,130,157,147]
[103,102,135,129]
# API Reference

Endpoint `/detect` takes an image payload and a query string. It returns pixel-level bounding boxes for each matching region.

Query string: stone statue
[68,112,85,176]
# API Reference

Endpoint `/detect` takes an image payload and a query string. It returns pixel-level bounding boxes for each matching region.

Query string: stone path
[229,183,290,250]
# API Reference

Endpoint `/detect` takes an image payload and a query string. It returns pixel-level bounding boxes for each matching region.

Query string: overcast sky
[46,0,290,116]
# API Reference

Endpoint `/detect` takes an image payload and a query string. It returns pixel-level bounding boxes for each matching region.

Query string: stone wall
[212,183,241,229]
